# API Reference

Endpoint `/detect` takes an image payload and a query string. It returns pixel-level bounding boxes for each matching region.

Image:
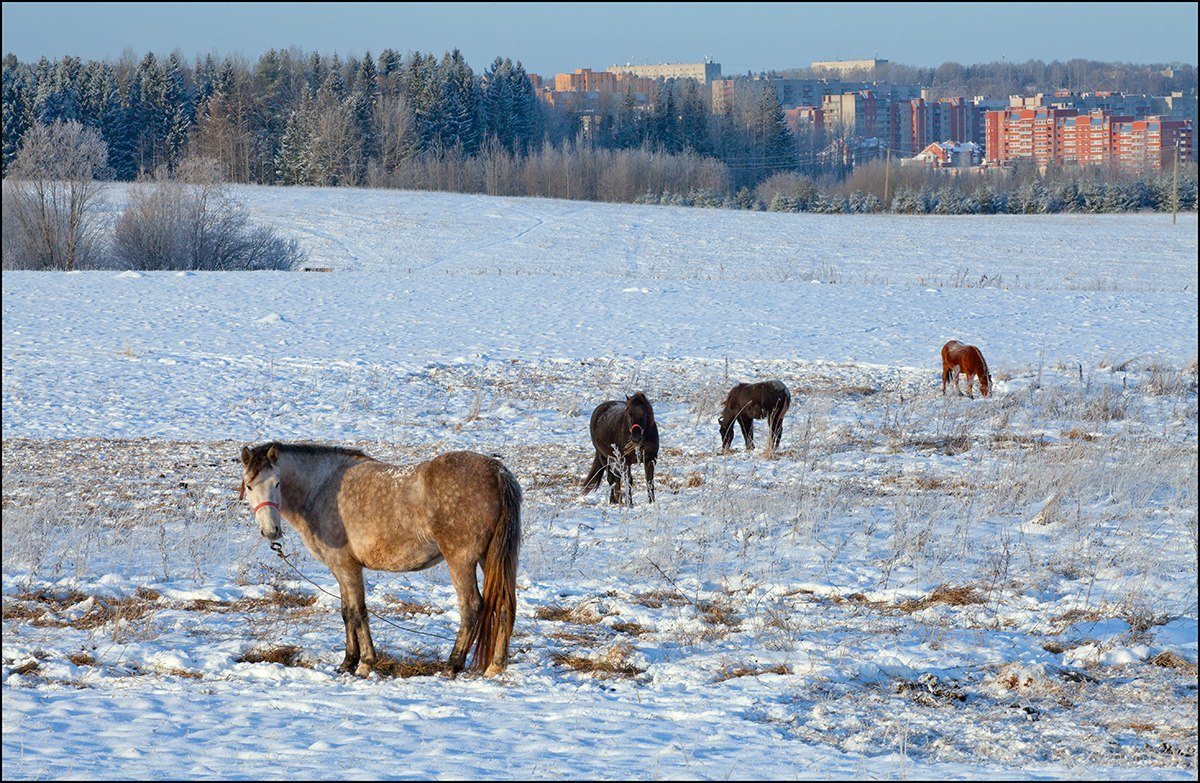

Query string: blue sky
[2,2,1196,75]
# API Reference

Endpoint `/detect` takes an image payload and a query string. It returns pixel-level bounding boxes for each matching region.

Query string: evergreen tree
[36,55,83,124]
[2,54,35,174]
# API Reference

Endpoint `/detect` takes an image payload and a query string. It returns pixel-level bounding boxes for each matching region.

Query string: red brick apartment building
[986,108,1193,171]
[1113,117,1193,171]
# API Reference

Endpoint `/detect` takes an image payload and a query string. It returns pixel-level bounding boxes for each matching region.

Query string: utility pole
[1172,138,1180,225]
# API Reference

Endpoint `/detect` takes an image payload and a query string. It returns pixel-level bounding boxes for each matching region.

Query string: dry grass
[633,590,689,609]
[696,598,740,628]
[610,620,651,636]
[902,435,972,455]
[896,585,985,613]
[713,663,790,682]
[535,602,605,624]
[551,641,644,679]
[373,649,445,678]
[235,644,311,668]
[383,597,443,616]
[1148,651,1197,675]
[183,589,317,613]
[67,651,96,666]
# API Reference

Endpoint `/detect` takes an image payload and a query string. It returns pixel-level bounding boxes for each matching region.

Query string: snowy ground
[3,187,1198,780]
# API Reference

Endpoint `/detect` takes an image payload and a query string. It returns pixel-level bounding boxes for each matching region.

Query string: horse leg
[644,457,655,504]
[769,412,784,450]
[739,414,755,451]
[953,368,964,396]
[336,565,376,677]
[966,373,975,399]
[445,557,483,676]
[941,366,950,395]
[606,464,622,504]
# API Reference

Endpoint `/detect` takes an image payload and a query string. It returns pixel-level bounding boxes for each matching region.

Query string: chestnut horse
[239,442,521,677]
[941,340,992,398]
[719,380,791,451]
[581,392,659,505]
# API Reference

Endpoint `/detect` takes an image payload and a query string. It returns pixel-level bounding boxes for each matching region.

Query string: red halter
[253,500,280,514]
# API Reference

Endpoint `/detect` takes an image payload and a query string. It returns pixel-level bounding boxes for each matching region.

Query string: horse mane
[244,441,374,476]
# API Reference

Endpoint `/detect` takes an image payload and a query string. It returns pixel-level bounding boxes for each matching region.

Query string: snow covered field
[3,187,1197,780]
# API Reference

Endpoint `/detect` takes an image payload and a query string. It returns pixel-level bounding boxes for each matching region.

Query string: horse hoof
[483,664,505,678]
[355,663,374,678]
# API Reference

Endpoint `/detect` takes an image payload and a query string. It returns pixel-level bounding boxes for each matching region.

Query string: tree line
[2,48,1196,205]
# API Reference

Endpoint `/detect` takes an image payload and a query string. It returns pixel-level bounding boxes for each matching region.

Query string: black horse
[581,392,659,505]
[719,380,791,451]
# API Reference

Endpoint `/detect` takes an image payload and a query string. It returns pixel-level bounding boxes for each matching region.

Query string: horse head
[625,392,654,445]
[240,444,283,541]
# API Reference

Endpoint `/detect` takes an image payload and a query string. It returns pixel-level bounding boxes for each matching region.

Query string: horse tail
[472,462,521,674]
[581,453,605,496]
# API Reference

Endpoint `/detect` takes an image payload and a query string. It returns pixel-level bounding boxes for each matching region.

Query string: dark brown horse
[581,392,659,505]
[239,442,521,677]
[941,340,992,398]
[719,380,792,451]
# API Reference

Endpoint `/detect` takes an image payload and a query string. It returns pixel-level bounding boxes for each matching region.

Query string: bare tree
[3,120,111,270]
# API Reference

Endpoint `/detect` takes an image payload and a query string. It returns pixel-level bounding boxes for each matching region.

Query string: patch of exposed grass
[714,663,790,682]
[236,644,310,668]
[373,649,445,678]
[633,590,689,609]
[896,585,984,613]
[184,589,317,614]
[535,602,604,624]
[610,620,651,636]
[552,641,643,679]
[1148,651,1197,675]
[383,597,443,616]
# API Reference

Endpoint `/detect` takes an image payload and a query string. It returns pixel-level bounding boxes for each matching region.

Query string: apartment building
[1113,116,1194,171]
[551,68,657,97]
[985,107,1193,170]
[822,90,916,154]
[1059,111,1131,166]
[712,77,868,114]
[810,58,888,79]
[984,107,1078,167]
[606,61,722,85]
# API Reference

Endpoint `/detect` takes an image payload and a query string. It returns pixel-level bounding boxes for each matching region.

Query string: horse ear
[240,446,251,465]
[266,445,279,464]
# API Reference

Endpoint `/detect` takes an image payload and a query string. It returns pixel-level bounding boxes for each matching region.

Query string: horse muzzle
[629,424,644,443]
[254,501,283,540]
